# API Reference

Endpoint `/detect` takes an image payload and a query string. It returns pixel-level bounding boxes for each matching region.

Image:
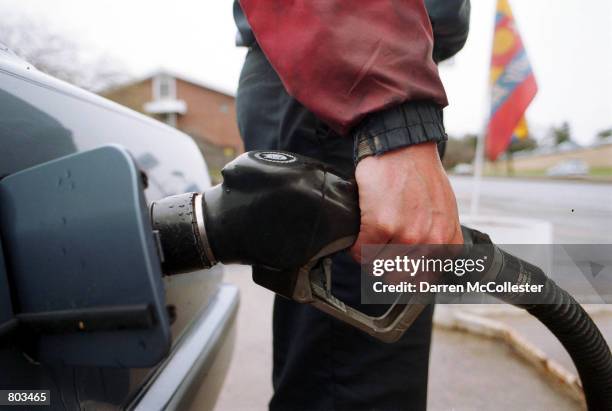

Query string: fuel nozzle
[151,151,612,408]
[150,151,360,275]
[151,151,429,343]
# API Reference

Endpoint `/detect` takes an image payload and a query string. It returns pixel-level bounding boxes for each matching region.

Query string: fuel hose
[467,228,612,410]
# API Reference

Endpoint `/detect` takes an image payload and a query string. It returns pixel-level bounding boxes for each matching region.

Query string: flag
[486,0,537,160]
[511,116,529,143]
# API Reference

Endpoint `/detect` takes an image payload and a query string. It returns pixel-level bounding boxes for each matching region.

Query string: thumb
[349,224,389,265]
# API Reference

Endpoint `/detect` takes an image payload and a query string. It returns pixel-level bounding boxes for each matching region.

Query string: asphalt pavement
[450,176,612,244]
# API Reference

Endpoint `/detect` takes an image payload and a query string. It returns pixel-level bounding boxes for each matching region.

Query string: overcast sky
[1,0,610,144]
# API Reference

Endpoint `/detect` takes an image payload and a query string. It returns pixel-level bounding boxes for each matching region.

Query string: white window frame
[153,74,176,100]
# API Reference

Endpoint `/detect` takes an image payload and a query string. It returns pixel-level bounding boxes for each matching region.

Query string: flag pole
[470,124,486,216]
[470,80,491,216]
[471,0,497,217]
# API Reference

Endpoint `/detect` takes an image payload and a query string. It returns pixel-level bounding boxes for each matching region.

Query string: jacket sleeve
[426,0,471,62]
[239,0,448,136]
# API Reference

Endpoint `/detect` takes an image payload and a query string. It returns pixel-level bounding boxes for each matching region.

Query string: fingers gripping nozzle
[151,151,360,275]
[151,151,435,343]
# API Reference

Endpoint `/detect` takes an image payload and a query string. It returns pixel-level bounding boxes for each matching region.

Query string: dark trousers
[236,46,434,411]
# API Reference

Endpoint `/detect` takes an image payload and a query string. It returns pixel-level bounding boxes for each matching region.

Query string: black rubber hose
[522,281,612,410]
[495,246,612,410]
[463,227,612,409]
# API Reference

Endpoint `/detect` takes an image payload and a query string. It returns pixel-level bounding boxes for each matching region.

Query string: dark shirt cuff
[353,100,447,163]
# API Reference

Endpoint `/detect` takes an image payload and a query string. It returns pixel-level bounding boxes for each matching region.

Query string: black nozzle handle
[151,151,359,275]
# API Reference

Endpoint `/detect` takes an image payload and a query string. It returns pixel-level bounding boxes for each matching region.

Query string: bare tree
[0,17,131,91]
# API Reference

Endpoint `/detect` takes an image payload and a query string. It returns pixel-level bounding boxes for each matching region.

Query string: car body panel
[133,284,238,411]
[0,46,237,409]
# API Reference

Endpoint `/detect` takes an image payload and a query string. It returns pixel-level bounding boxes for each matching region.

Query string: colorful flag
[486,0,537,160]
[511,116,529,143]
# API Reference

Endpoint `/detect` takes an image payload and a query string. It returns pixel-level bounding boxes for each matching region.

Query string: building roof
[104,68,237,98]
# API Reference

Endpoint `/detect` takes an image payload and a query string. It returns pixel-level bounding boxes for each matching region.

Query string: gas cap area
[0,145,170,367]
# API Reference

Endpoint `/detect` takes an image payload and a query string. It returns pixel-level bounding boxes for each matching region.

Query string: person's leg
[237,45,434,411]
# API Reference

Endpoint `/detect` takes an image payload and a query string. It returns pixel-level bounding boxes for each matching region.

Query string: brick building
[102,70,243,181]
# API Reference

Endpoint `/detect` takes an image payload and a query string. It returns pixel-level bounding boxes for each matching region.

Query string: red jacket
[239,0,448,135]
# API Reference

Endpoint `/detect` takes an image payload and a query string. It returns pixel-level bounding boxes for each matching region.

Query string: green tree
[442,134,477,170]
[552,122,572,145]
[464,133,478,150]
[505,135,537,176]
[508,136,538,153]
[596,128,612,140]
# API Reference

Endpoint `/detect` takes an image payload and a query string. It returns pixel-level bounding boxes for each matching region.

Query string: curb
[434,306,585,407]
[453,304,612,316]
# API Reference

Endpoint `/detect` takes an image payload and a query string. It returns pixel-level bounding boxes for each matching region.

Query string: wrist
[352,100,446,164]
[356,142,441,174]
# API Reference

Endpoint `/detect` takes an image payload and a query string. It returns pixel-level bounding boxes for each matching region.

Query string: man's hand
[350,142,463,262]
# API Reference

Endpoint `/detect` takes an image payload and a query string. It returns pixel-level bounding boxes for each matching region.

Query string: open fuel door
[0,145,170,367]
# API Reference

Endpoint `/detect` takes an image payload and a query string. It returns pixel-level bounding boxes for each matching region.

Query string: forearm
[239,0,448,135]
